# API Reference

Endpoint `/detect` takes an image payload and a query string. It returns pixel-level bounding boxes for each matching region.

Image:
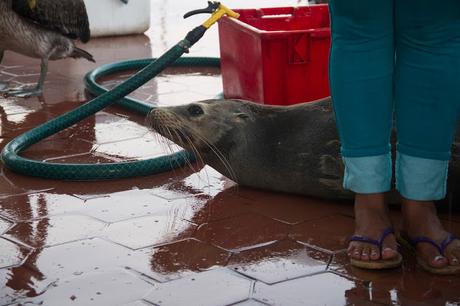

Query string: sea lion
[146,98,460,200]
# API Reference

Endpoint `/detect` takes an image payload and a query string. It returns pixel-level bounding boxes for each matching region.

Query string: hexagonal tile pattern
[148,238,231,277]
[231,299,271,306]
[290,214,355,252]
[0,238,29,268]
[0,265,55,305]
[0,192,85,222]
[0,217,12,234]
[0,1,459,305]
[187,187,257,224]
[4,215,106,248]
[25,269,154,306]
[328,251,460,306]
[22,238,167,282]
[253,272,370,306]
[103,215,195,249]
[241,189,352,224]
[0,175,29,201]
[195,213,291,251]
[144,269,252,306]
[79,188,206,223]
[229,240,331,284]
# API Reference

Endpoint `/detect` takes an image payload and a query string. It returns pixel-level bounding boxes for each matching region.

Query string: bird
[0,0,95,98]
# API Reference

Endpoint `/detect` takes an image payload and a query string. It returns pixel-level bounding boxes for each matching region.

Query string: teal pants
[329,1,460,200]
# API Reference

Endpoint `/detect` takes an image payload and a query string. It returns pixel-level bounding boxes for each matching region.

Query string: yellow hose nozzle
[202,3,240,29]
[184,2,240,29]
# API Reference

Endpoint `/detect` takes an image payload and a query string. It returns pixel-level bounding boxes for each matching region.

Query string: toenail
[434,255,445,262]
[451,258,459,265]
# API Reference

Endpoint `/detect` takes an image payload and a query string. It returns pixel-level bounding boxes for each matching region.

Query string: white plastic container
[84,0,151,37]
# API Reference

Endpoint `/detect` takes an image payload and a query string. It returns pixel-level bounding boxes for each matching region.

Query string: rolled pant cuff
[396,153,449,201]
[342,153,392,194]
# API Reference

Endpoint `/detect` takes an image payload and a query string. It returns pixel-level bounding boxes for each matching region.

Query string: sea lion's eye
[187,104,204,116]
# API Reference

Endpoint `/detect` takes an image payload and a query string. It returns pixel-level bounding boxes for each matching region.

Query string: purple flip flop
[400,232,460,275]
[349,227,402,270]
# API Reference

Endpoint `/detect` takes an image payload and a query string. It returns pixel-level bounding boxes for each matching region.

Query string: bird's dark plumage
[12,0,91,43]
[0,0,94,97]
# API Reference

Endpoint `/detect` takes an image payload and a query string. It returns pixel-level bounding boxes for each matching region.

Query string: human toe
[381,247,399,260]
[349,243,364,260]
[445,242,460,266]
[370,247,380,260]
[360,246,371,261]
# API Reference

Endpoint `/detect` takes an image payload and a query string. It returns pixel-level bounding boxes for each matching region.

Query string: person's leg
[395,0,460,270]
[329,0,398,263]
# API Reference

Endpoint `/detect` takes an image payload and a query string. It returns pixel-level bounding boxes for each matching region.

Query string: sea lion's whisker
[193,133,238,182]
[163,126,180,171]
[176,128,212,188]
[172,128,198,173]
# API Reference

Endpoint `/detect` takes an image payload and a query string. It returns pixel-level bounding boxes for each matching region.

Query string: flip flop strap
[440,233,458,254]
[412,233,458,255]
[349,227,394,252]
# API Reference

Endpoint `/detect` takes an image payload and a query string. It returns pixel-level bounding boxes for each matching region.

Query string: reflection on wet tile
[179,166,234,198]
[0,174,29,200]
[80,188,206,223]
[253,272,368,306]
[25,269,153,306]
[99,68,222,107]
[189,187,257,224]
[0,192,85,222]
[329,251,460,306]
[94,133,181,160]
[22,238,165,283]
[195,213,291,251]
[231,299,271,306]
[290,214,354,252]
[4,215,106,248]
[0,266,55,305]
[144,269,252,306]
[0,217,12,234]
[122,301,153,306]
[0,97,42,117]
[22,138,94,161]
[104,215,195,249]
[92,112,149,144]
[229,240,330,284]
[328,252,402,305]
[148,238,231,277]
[244,191,352,224]
[0,238,29,268]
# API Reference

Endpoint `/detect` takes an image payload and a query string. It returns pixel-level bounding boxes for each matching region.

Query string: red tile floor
[1,1,460,305]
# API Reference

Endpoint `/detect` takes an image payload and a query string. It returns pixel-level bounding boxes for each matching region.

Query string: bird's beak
[27,0,37,9]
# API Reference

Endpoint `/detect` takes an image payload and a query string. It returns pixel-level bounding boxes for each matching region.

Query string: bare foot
[402,199,460,269]
[348,193,399,262]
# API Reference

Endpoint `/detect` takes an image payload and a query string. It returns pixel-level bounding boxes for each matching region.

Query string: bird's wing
[12,0,91,43]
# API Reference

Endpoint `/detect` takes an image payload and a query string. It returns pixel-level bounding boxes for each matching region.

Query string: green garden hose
[84,57,221,116]
[0,40,220,180]
[1,2,237,180]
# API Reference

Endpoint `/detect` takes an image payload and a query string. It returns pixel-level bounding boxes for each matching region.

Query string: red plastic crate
[218,5,331,105]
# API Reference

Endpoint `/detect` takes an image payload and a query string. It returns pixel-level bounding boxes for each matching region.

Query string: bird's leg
[3,57,48,98]
[0,50,7,91]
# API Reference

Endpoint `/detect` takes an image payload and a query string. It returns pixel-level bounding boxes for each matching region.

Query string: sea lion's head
[146,99,253,154]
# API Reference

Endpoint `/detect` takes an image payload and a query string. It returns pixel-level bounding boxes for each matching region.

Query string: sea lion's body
[147,98,460,200]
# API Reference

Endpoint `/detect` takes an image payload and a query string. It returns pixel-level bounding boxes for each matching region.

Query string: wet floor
[1,1,460,306]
